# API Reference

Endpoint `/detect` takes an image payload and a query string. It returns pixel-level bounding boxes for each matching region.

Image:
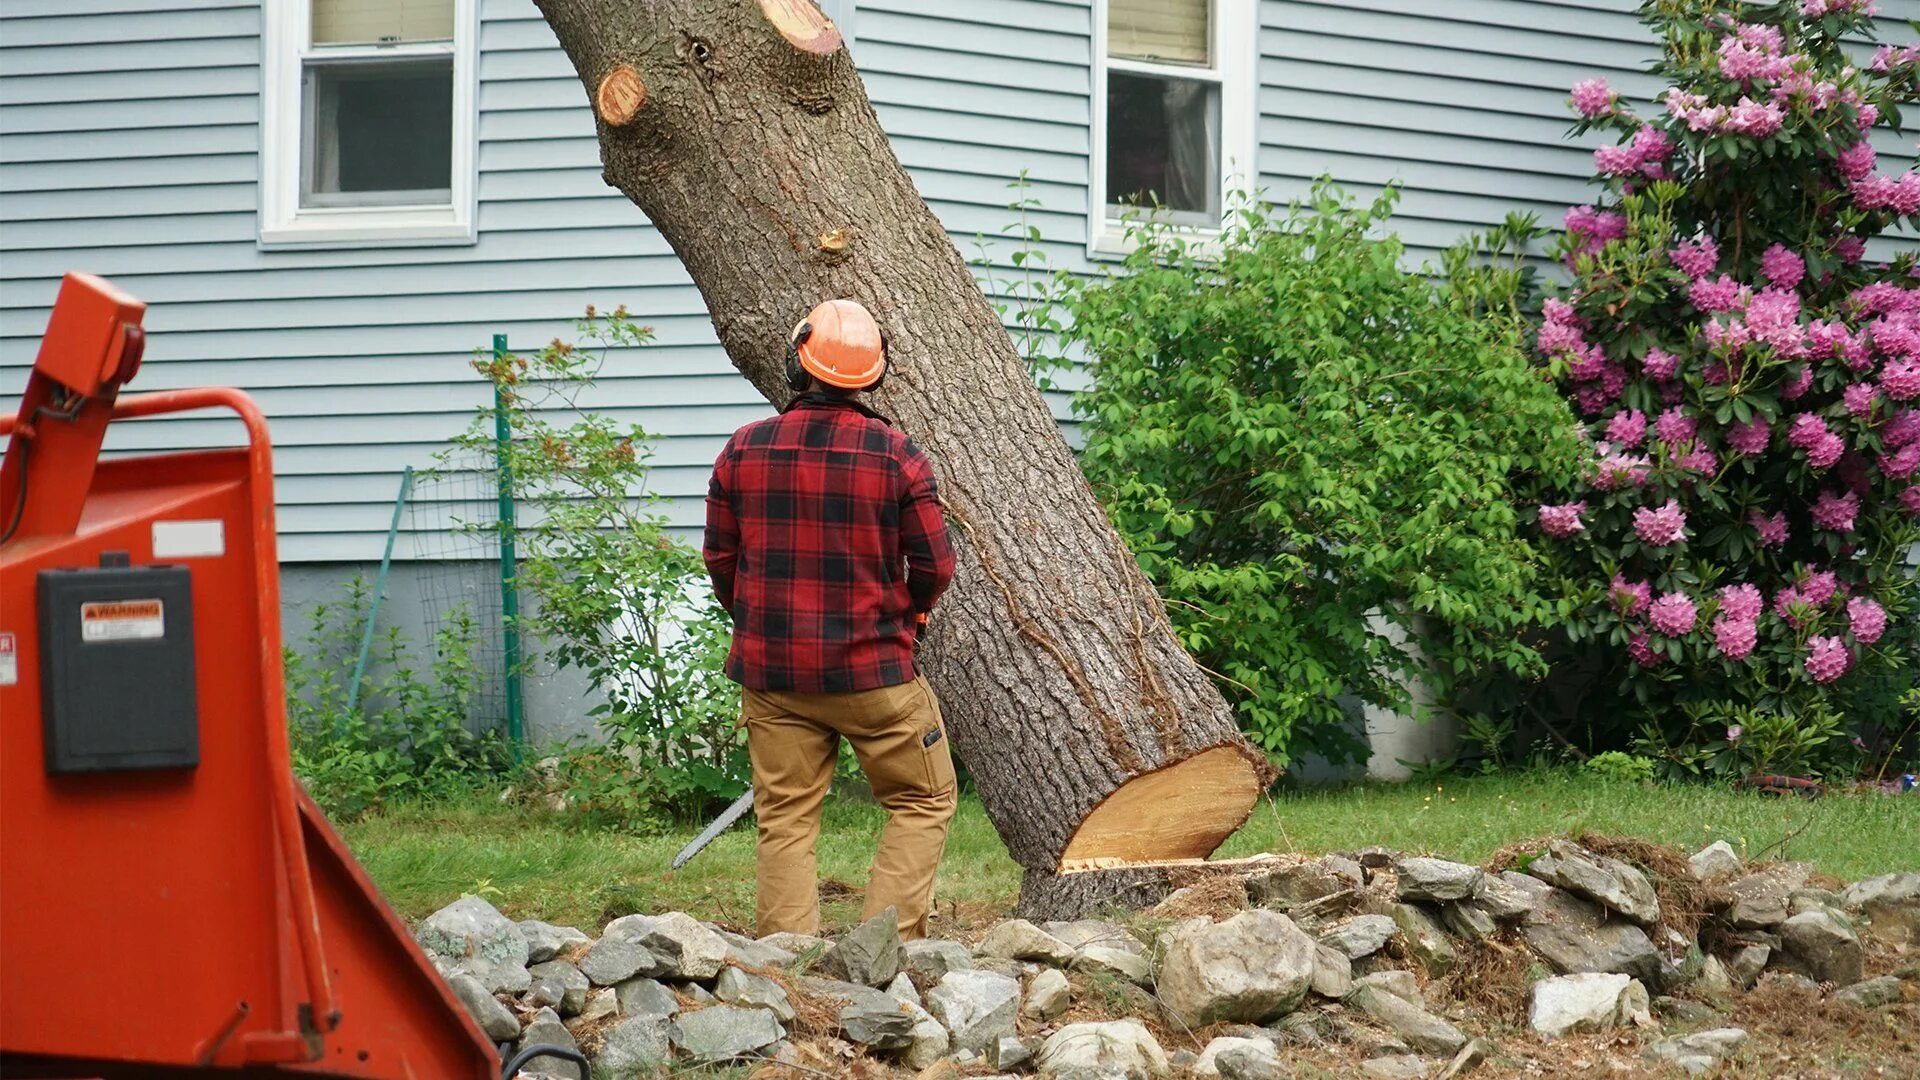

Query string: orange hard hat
[792,299,887,390]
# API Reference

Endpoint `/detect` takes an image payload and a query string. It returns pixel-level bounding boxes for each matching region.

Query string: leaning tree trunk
[533,0,1273,910]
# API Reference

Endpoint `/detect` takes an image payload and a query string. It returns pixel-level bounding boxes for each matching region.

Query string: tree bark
[532,0,1273,880]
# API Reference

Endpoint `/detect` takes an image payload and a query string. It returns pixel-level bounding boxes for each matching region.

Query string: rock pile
[417,843,1919,1078]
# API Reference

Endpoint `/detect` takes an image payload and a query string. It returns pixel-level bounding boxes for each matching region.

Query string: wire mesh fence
[403,449,512,735]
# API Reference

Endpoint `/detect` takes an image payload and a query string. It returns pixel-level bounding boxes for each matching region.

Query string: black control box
[37,562,199,773]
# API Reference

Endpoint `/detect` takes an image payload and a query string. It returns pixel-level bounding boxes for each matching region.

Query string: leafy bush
[1584,750,1658,783]
[1038,184,1584,762]
[285,577,512,819]
[455,311,745,826]
[1516,0,1920,776]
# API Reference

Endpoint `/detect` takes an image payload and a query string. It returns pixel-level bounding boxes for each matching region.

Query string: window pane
[313,0,454,45]
[1109,0,1209,66]
[303,59,453,207]
[1106,71,1220,222]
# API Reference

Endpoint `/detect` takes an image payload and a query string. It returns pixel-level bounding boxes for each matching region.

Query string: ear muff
[866,328,891,393]
[785,321,813,392]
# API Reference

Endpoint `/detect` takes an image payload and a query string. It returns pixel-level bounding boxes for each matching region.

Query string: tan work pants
[744,675,957,940]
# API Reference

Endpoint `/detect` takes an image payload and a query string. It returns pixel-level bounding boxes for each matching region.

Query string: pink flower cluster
[1632,499,1687,546]
[1787,413,1846,468]
[1805,635,1852,683]
[1539,502,1587,538]
[1810,489,1860,532]
[1868,43,1918,73]
[1610,575,1652,616]
[1749,509,1789,548]
[1727,417,1771,455]
[1850,172,1920,216]
[1668,89,1786,138]
[1595,126,1675,179]
[1571,77,1617,118]
[1804,0,1878,17]
[1565,205,1628,259]
[1649,592,1698,636]
[1847,596,1888,644]
[1717,23,1795,83]
[1761,244,1806,290]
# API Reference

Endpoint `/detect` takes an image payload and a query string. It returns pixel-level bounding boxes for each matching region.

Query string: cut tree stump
[531,0,1274,889]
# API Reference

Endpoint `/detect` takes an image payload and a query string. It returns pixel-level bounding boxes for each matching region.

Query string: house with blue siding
[2,0,1912,744]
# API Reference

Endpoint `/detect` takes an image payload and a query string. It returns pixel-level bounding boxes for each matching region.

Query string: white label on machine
[152,519,225,558]
[0,632,15,685]
[80,600,165,643]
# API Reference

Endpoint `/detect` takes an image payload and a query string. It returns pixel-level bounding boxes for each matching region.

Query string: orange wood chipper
[0,273,581,1079]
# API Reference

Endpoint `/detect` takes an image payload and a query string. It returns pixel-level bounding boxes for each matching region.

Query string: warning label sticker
[0,632,15,686]
[80,599,165,643]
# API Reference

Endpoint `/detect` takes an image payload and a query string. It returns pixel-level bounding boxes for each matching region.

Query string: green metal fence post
[494,333,526,755]
[346,465,413,717]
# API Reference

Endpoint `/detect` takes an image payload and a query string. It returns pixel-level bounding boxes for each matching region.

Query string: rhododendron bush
[1534,0,1919,774]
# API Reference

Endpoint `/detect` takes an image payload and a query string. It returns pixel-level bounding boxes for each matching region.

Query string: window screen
[303,58,454,206]
[1106,70,1221,221]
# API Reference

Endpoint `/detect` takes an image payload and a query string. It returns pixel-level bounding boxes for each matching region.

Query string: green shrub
[1583,750,1658,783]
[285,577,512,819]
[1037,183,1584,763]
[455,311,745,826]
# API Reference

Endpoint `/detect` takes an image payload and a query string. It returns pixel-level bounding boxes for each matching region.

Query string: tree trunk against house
[531,0,1273,888]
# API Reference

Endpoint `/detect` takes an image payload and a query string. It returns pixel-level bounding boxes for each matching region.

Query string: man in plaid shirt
[704,298,957,939]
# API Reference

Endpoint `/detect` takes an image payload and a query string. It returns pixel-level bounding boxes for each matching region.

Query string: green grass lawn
[340,770,1919,933]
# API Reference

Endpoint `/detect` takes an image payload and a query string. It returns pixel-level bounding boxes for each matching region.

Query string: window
[262,0,477,247]
[1092,0,1255,254]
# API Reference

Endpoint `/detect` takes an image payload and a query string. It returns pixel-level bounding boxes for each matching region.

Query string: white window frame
[1089,0,1257,258]
[260,0,478,249]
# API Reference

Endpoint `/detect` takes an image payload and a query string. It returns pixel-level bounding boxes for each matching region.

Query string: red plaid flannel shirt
[703,394,956,692]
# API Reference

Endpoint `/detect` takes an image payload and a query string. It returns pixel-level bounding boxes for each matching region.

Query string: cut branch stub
[595,64,647,126]
[757,0,842,55]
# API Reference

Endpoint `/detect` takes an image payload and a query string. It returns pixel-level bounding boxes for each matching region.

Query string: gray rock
[1435,1037,1494,1080]
[1525,840,1659,925]
[1037,1019,1169,1079]
[1468,875,1535,922]
[1390,903,1457,976]
[682,981,716,1005]
[757,931,829,962]
[1645,1027,1747,1075]
[971,955,1028,981]
[1195,1036,1285,1079]
[1842,871,1920,944]
[1723,863,1813,929]
[1727,944,1769,988]
[577,932,659,987]
[1322,914,1399,959]
[1652,996,1722,1024]
[1157,910,1318,1025]
[718,930,797,970]
[418,895,531,994]
[1443,901,1499,942]
[1759,970,1823,995]
[527,960,589,1016]
[1790,888,1845,917]
[1395,857,1484,903]
[978,918,1075,965]
[990,1033,1033,1071]
[1024,967,1071,1020]
[817,907,902,987]
[668,1004,784,1065]
[1072,944,1155,986]
[1688,841,1741,882]
[517,920,591,965]
[1311,942,1353,999]
[525,978,565,1013]
[1694,954,1734,998]
[1043,919,1146,955]
[885,971,921,1007]
[1779,908,1865,985]
[838,991,916,1049]
[577,987,617,1023]
[599,912,728,982]
[1361,1054,1429,1080]
[447,971,521,1041]
[926,968,1022,1054]
[903,999,950,1070]
[1518,889,1658,982]
[593,1014,670,1078]
[1834,974,1902,1008]
[902,936,974,980]
[1353,969,1422,1006]
[1351,982,1468,1055]
[1527,973,1650,1038]
[612,977,677,1020]
[715,966,796,1022]
[517,1007,583,1080]
[1249,857,1364,908]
